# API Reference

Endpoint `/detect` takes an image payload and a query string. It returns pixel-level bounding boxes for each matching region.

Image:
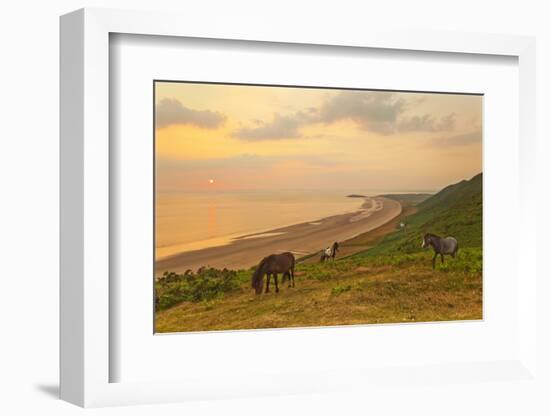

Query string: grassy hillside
[155,174,483,332]
[364,173,482,256]
[155,250,482,332]
[379,193,432,207]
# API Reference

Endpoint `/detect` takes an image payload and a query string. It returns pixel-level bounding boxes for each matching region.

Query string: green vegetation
[155,268,249,311]
[155,249,482,332]
[155,174,483,332]
[331,284,352,295]
[300,247,482,276]
[379,193,432,207]
[365,173,482,256]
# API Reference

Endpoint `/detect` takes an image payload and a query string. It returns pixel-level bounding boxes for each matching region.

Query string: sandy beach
[155,196,402,276]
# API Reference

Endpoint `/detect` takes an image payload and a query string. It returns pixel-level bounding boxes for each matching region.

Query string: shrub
[331,285,352,295]
[155,267,240,311]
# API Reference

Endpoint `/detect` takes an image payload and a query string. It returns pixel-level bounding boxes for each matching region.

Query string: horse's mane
[251,256,269,293]
[424,232,440,239]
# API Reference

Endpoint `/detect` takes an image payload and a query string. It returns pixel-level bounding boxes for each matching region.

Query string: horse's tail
[280,253,295,283]
[286,253,296,287]
[251,259,266,294]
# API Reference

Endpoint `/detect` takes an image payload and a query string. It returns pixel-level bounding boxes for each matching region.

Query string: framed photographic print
[60,7,539,408]
[153,81,483,334]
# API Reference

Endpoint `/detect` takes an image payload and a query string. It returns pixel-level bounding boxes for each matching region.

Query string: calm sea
[156,190,370,259]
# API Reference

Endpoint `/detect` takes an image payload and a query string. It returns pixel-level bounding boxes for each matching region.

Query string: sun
[209,179,214,184]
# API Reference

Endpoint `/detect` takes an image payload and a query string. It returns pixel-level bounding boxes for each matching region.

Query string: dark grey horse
[422,233,458,269]
[320,241,339,262]
[251,252,296,294]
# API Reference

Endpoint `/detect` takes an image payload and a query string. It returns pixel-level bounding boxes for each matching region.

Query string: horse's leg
[432,253,437,269]
[274,273,279,293]
[292,266,295,287]
[441,254,445,264]
[265,274,270,293]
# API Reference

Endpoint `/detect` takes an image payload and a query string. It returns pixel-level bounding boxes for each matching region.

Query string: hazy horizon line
[156,188,439,194]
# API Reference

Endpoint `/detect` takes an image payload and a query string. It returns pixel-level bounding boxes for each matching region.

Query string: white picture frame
[60,7,538,408]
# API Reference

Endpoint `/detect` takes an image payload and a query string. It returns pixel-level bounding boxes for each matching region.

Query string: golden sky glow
[155,82,482,193]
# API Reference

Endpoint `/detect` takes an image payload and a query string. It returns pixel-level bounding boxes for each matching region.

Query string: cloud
[233,110,316,141]
[317,91,406,135]
[232,92,406,140]
[398,112,456,133]
[232,90,460,140]
[318,91,456,135]
[156,98,226,129]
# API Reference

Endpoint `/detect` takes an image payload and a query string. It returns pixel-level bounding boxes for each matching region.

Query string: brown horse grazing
[251,252,295,294]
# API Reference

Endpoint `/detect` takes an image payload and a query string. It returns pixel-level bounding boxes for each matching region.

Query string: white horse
[320,241,339,262]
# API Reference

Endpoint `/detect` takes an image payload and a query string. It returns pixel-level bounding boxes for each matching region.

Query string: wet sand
[155,196,402,276]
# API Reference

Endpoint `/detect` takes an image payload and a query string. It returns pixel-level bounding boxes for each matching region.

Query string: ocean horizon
[155,189,429,259]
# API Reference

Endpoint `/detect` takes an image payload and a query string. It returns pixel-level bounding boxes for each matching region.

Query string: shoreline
[155,196,402,276]
[156,195,367,260]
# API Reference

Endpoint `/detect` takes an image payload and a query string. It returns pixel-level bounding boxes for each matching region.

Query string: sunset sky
[155,82,482,193]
